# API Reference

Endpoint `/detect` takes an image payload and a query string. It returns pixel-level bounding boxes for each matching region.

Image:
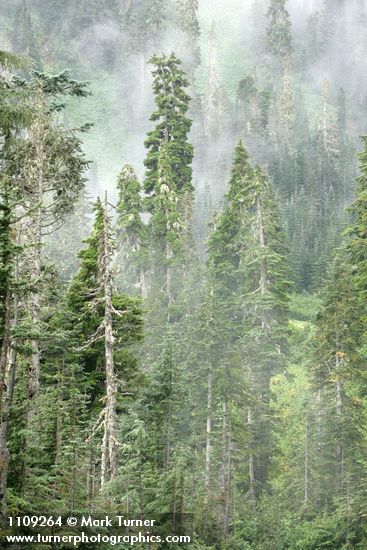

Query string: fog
[1,0,366,261]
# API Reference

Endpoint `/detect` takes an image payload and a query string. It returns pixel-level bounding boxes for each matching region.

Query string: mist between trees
[0,1,367,548]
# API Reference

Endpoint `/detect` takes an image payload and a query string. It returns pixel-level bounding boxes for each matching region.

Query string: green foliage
[66,198,143,402]
[116,165,147,295]
[144,53,193,197]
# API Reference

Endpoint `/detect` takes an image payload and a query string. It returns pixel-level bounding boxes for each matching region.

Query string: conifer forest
[1,0,367,548]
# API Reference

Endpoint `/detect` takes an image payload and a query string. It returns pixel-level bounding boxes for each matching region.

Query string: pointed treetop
[144,52,193,196]
[226,140,253,204]
[117,164,142,209]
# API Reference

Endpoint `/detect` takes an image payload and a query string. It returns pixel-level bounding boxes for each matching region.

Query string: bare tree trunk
[179,472,185,534]
[222,401,231,541]
[100,192,118,489]
[204,367,212,491]
[248,406,255,498]
[55,357,65,467]
[0,287,18,521]
[322,80,329,151]
[220,401,231,541]
[245,199,270,495]
[172,471,177,532]
[28,212,42,398]
[139,268,148,299]
[101,428,108,490]
[257,199,267,300]
[0,287,11,421]
[164,385,172,470]
[28,88,45,399]
[88,439,96,504]
[335,350,344,496]
[104,296,118,482]
[71,394,77,510]
[315,388,322,506]
[0,160,13,423]
[304,415,309,504]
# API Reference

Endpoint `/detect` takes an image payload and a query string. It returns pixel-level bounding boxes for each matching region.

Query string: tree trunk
[220,401,231,541]
[0,288,18,521]
[28,88,45,399]
[335,350,344,495]
[246,199,270,493]
[139,267,147,299]
[248,405,255,498]
[257,199,267,301]
[315,388,322,506]
[164,388,172,470]
[0,164,14,423]
[0,287,11,421]
[101,192,118,489]
[55,357,65,467]
[180,472,185,534]
[304,415,309,504]
[204,367,212,491]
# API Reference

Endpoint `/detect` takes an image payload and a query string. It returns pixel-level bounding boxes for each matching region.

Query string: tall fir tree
[238,165,290,496]
[144,53,193,198]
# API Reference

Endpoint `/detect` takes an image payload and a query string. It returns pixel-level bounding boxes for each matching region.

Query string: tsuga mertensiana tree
[311,137,367,512]
[8,70,90,400]
[143,53,194,312]
[144,53,193,198]
[238,164,290,497]
[202,141,289,536]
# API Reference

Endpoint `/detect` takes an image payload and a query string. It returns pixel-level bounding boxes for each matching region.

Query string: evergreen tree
[44,190,93,281]
[8,71,90,400]
[66,197,143,490]
[347,135,367,296]
[310,137,367,516]
[116,164,147,297]
[311,253,364,510]
[238,165,290,496]
[203,21,230,141]
[203,142,290,540]
[266,0,293,62]
[0,52,34,520]
[235,73,258,135]
[176,0,201,77]
[144,53,193,198]
[148,143,187,309]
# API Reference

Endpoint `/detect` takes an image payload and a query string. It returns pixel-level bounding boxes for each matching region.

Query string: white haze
[1,0,367,221]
